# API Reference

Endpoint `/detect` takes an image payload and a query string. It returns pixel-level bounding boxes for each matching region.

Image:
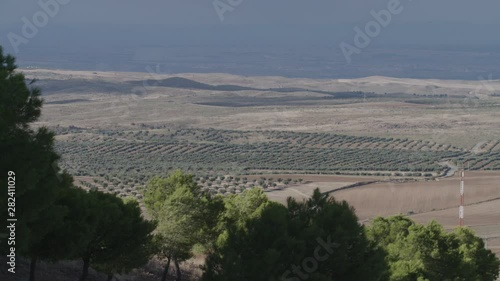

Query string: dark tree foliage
[0,46,77,281]
[24,185,98,281]
[203,188,387,281]
[0,47,42,131]
[0,46,59,252]
[368,216,500,281]
[30,187,96,262]
[1,48,153,281]
[79,191,155,281]
[144,170,225,281]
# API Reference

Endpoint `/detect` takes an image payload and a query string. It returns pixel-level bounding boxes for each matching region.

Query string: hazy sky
[1,0,500,25]
[1,0,500,80]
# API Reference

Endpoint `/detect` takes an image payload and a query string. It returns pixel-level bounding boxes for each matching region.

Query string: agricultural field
[28,69,500,261]
[53,126,491,199]
[330,171,500,220]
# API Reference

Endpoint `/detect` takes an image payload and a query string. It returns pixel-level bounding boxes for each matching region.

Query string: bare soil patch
[330,171,500,220]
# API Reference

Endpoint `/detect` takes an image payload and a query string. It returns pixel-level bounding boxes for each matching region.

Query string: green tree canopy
[26,182,96,281]
[31,187,96,262]
[144,170,224,281]
[79,191,155,281]
[0,45,60,251]
[368,215,500,281]
[0,47,42,131]
[0,46,77,281]
[203,188,387,281]
[144,170,200,218]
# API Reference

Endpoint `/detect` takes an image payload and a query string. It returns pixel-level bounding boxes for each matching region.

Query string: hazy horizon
[1,1,500,79]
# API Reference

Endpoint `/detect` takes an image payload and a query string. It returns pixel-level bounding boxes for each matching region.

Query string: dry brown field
[260,171,499,224]
[331,171,500,220]
[266,181,356,204]
[27,69,500,150]
[244,174,380,203]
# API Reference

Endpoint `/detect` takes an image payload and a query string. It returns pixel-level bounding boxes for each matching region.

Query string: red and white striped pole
[459,170,465,227]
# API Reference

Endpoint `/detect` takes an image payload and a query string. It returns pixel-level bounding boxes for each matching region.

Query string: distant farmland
[53,126,499,200]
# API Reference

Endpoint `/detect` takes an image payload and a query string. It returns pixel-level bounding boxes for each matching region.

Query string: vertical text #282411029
[7,171,17,274]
